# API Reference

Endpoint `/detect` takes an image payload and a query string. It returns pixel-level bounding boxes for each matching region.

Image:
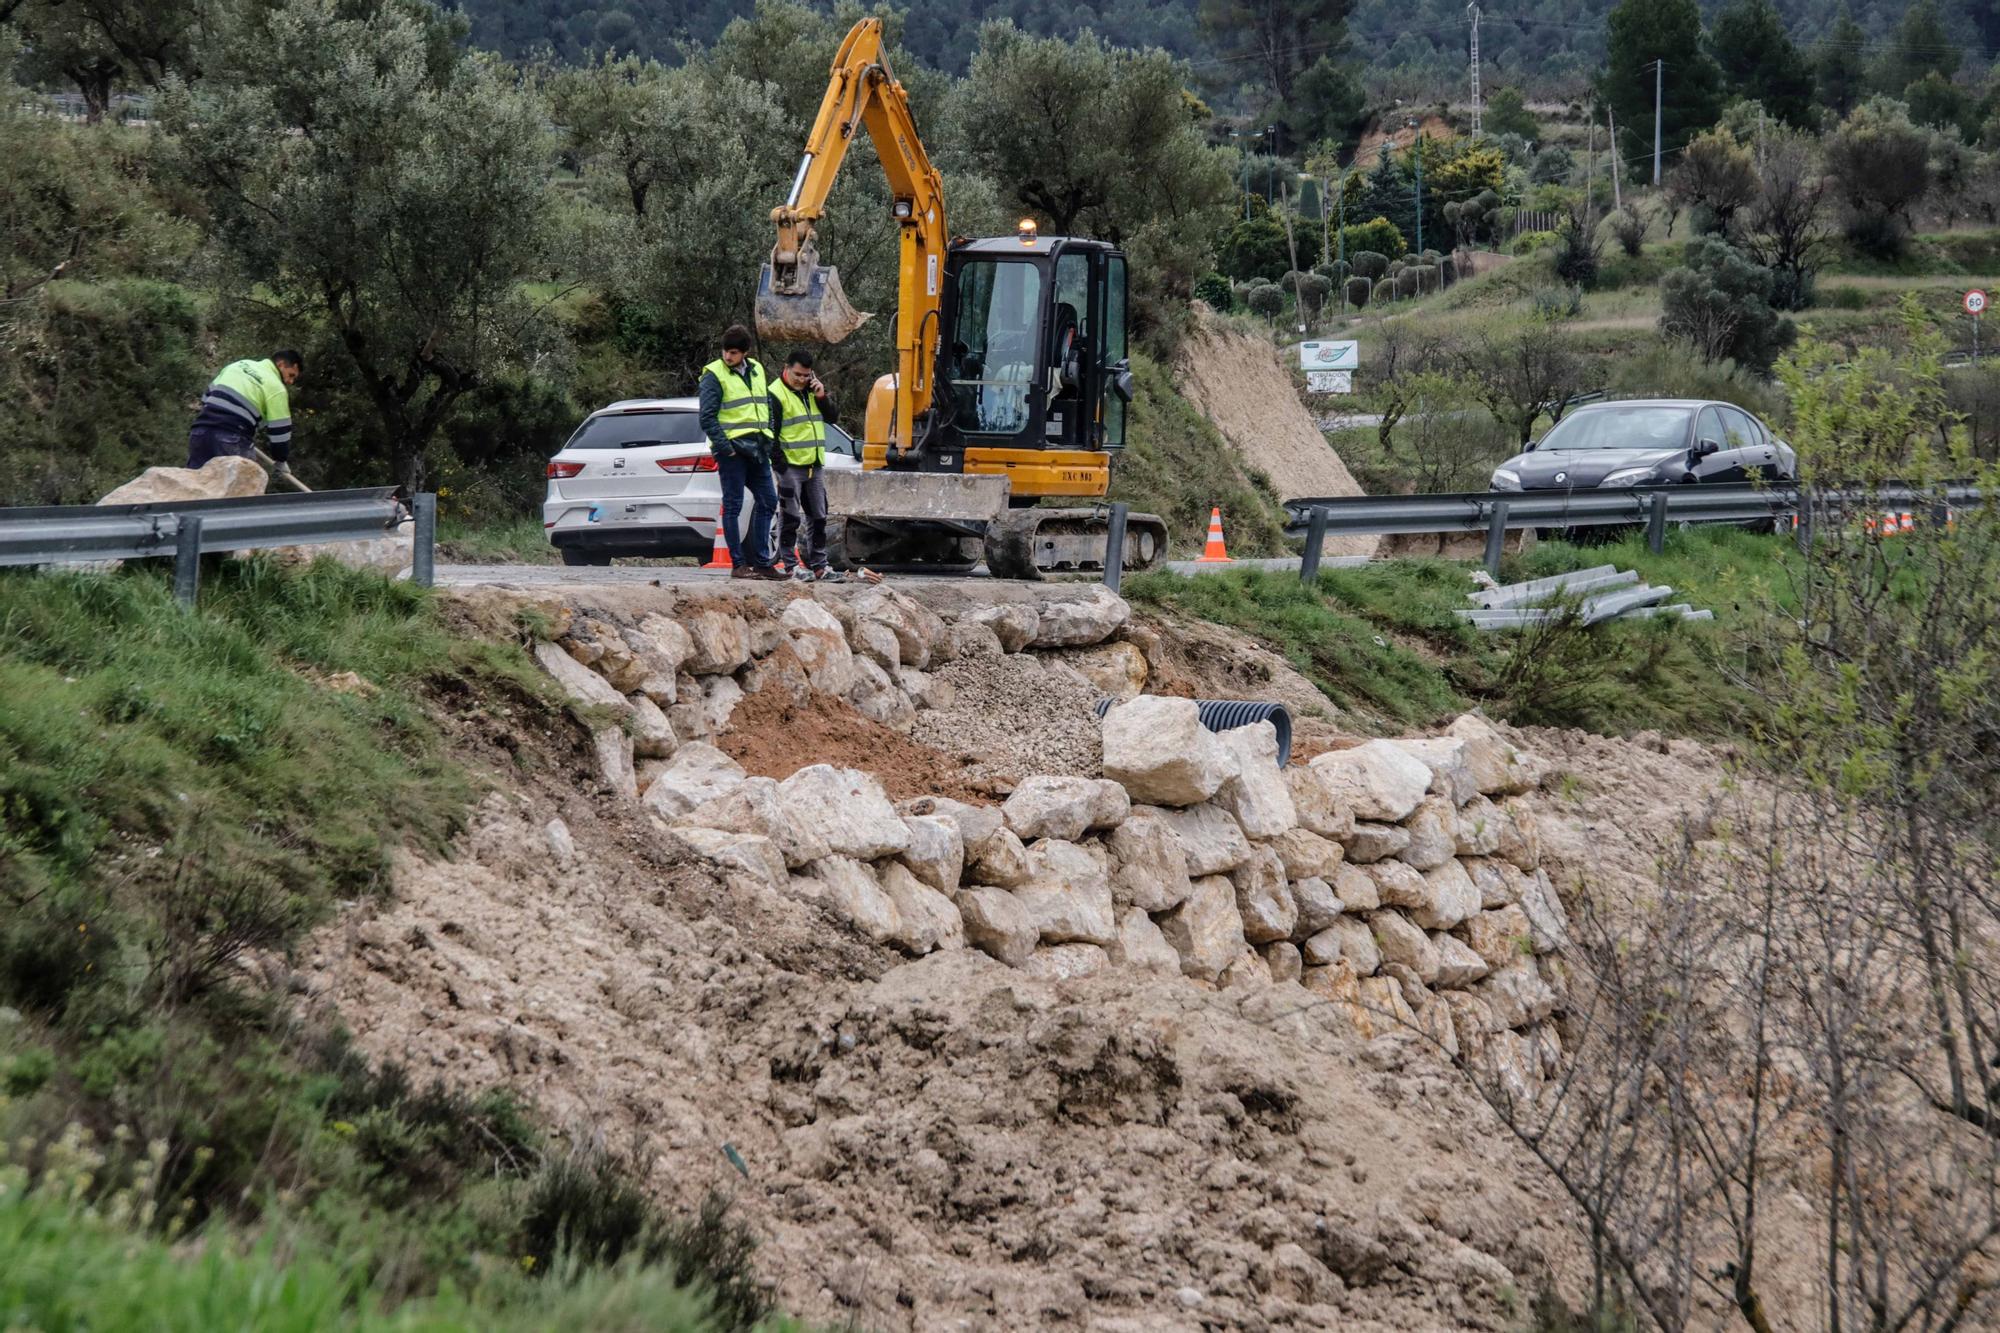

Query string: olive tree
[161,0,559,492]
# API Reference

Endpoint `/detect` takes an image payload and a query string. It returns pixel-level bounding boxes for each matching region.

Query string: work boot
[812,567,847,583]
[746,564,787,581]
[729,565,761,580]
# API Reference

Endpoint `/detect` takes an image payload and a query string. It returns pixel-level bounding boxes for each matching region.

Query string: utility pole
[1651,59,1664,186]
[1467,2,1482,138]
[1413,132,1424,256]
[1607,105,1621,210]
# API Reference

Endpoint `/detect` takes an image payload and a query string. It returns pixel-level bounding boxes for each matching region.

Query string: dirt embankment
[1174,310,1375,558]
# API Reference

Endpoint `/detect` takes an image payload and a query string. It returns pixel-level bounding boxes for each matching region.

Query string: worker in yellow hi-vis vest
[186,350,303,481]
[768,348,842,582]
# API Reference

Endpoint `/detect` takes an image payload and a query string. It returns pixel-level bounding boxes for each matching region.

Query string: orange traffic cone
[701,518,733,570]
[1899,511,1914,534]
[1194,507,1233,563]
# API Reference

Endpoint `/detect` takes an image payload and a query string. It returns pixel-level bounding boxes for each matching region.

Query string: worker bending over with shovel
[769,348,847,582]
[186,349,303,483]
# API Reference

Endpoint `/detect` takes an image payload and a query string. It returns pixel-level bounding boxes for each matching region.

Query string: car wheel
[560,548,612,567]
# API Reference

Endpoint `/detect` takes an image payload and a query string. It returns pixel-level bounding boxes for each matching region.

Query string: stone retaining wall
[528,581,1569,1097]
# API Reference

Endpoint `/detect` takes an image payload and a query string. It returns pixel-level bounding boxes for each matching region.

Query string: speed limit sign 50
[1968,289,1988,316]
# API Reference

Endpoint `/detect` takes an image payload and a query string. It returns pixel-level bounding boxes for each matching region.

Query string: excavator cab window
[947,259,1041,437]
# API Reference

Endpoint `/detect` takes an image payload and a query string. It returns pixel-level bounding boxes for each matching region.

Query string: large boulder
[944,619,1005,660]
[847,657,916,731]
[97,456,267,505]
[852,586,944,669]
[1030,587,1130,647]
[1156,803,1253,877]
[1332,862,1380,911]
[1105,808,1195,912]
[1291,875,1343,936]
[1102,696,1238,806]
[1454,795,1505,857]
[1343,822,1411,864]
[901,795,1003,851]
[967,603,1038,653]
[1212,722,1297,838]
[1496,797,1542,871]
[1464,858,1513,910]
[1065,641,1149,700]
[1263,941,1304,985]
[1318,917,1382,975]
[1271,828,1344,882]
[1229,845,1298,944]
[1012,839,1117,946]
[1387,737,1480,807]
[1002,776,1130,842]
[1517,868,1571,952]
[535,641,632,714]
[898,814,965,893]
[778,765,911,859]
[1020,944,1110,981]
[1369,912,1440,985]
[848,616,902,672]
[640,742,746,819]
[1457,905,1533,970]
[958,886,1038,966]
[629,696,678,759]
[780,600,858,696]
[804,856,902,945]
[879,862,965,954]
[682,608,751,675]
[633,614,696,699]
[1446,713,1541,795]
[1107,907,1182,974]
[673,827,788,890]
[678,776,829,869]
[967,826,1032,888]
[1430,932,1491,988]
[1157,874,1249,982]
[1285,767,1355,841]
[1477,960,1558,1029]
[1397,797,1458,871]
[1361,859,1431,913]
[594,728,637,802]
[1308,741,1433,822]
[1410,858,1482,930]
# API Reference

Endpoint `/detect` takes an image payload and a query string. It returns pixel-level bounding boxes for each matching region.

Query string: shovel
[256,447,312,493]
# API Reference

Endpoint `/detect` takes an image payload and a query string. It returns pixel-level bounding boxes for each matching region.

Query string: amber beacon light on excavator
[752,17,1169,579]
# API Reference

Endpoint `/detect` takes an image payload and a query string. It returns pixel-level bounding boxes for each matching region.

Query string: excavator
[753,17,1168,579]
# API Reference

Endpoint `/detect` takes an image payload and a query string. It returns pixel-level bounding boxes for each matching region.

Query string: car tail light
[658,455,718,474]
[546,460,584,478]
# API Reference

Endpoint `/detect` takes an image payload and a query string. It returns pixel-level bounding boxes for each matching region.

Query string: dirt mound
[1174,310,1375,558]
[908,651,1104,786]
[304,788,1590,1331]
[720,687,997,805]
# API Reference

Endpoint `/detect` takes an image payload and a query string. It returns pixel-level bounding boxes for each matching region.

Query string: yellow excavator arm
[756,18,946,456]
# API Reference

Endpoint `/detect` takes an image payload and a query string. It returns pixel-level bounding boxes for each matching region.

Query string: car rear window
[1539,406,1692,452]
[564,409,706,449]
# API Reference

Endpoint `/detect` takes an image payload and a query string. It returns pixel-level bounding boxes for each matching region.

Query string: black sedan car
[1489,399,1796,493]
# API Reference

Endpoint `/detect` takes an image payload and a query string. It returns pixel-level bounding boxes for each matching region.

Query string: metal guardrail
[1284,482,1982,575]
[0,488,434,604]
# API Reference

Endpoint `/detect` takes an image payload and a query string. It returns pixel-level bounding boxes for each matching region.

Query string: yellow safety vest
[704,358,770,441]
[771,377,827,466]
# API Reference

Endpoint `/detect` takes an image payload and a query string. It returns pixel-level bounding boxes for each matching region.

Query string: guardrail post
[1794,494,1813,553]
[411,492,437,588]
[1101,501,1128,593]
[1300,506,1329,584]
[1646,491,1669,555]
[173,515,203,607]
[1483,501,1509,576]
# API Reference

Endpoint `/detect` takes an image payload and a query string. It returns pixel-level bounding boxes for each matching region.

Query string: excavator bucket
[754,262,870,345]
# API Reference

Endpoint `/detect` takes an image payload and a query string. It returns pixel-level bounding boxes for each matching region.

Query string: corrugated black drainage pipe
[1094,697,1293,767]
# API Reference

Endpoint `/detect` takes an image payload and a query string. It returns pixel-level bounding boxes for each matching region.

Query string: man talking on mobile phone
[768,348,844,582]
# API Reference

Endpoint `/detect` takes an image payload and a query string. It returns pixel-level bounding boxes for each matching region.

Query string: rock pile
[530,581,1572,1093]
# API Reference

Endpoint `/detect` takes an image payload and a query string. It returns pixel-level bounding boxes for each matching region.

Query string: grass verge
[0,558,772,1329]
[1126,525,1784,737]
[438,513,560,564]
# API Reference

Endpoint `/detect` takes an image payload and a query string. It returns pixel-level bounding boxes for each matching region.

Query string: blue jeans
[716,447,778,568]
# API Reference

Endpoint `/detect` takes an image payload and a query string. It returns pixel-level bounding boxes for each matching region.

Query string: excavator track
[984,507,1169,581]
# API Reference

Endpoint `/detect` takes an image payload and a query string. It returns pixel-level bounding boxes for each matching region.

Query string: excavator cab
[932,235,1132,469]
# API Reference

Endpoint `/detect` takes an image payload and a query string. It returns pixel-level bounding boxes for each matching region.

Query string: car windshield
[1537,406,1692,452]
[565,409,706,450]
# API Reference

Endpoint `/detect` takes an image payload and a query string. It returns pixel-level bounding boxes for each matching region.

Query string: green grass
[1126,526,1782,737]
[438,513,560,564]
[0,558,775,1329]
[0,1187,764,1332]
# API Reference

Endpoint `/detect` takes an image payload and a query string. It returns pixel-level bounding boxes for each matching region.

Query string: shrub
[1192,271,1235,309]
[1246,283,1284,320]
[1372,276,1396,303]
[1509,230,1558,256]
[1659,236,1797,372]
[1533,285,1584,319]
[1603,342,1786,417]
[1316,258,1351,283]
[1345,275,1372,308]
[1825,97,1932,259]
[1820,284,1867,309]
[1552,202,1602,287]
[1350,250,1390,280]
[1608,205,1646,257]
[1338,216,1407,259]
[1395,268,1421,298]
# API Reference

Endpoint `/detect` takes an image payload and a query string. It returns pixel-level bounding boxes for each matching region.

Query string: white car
[543,396,861,566]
